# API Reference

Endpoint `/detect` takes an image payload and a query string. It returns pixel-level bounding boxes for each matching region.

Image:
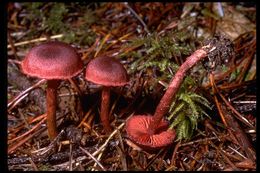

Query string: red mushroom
[85,56,129,132]
[126,45,216,149]
[125,115,175,150]
[21,41,83,140]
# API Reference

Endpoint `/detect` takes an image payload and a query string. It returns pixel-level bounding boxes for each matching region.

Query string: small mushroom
[21,41,83,140]
[85,56,129,132]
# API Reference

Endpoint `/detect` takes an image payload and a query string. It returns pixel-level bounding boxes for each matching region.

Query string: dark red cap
[125,115,175,149]
[85,56,129,86]
[21,41,83,79]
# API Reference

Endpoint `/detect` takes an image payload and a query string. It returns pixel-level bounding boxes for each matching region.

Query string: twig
[123,2,151,35]
[52,156,86,170]
[77,106,97,136]
[68,78,83,97]
[82,37,100,60]
[219,80,256,90]
[8,31,18,59]
[210,71,256,161]
[221,147,244,162]
[92,120,127,157]
[171,141,181,165]
[236,39,256,83]
[69,143,73,171]
[209,141,240,170]
[116,130,127,171]
[8,59,22,65]
[189,151,203,170]
[7,34,63,49]
[77,120,129,169]
[8,79,46,110]
[8,115,47,144]
[8,93,29,112]
[115,145,127,171]
[219,92,254,128]
[227,146,247,160]
[28,158,38,171]
[180,134,228,147]
[216,2,224,17]
[94,33,111,57]
[209,73,228,127]
[91,148,104,171]
[222,107,256,162]
[77,108,93,128]
[18,108,30,130]
[144,148,165,170]
[8,113,46,136]
[79,146,106,171]
[35,129,65,156]
[8,126,47,154]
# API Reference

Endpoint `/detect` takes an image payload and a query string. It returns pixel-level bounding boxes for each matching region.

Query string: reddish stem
[46,80,59,140]
[149,48,208,133]
[101,86,112,132]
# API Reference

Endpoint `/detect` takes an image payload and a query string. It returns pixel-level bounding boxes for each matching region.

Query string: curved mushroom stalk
[46,79,60,140]
[149,48,208,133]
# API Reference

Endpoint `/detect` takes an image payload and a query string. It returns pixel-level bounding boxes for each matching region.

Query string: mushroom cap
[125,115,175,150]
[21,41,83,79]
[85,56,129,86]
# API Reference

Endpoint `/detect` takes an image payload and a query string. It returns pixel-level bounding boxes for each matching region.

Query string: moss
[21,2,100,46]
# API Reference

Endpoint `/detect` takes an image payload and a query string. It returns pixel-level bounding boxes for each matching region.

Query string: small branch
[8,125,47,154]
[79,146,106,171]
[8,79,46,110]
[7,34,63,49]
[8,93,29,112]
[219,92,255,128]
[8,31,18,59]
[170,141,181,165]
[28,158,38,171]
[227,146,247,160]
[92,121,125,157]
[68,78,83,97]
[209,73,228,127]
[180,134,228,147]
[114,128,127,170]
[209,141,240,170]
[8,59,22,65]
[8,115,47,144]
[69,143,73,171]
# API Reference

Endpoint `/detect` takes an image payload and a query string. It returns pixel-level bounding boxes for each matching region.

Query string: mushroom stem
[101,86,112,132]
[149,48,209,132]
[46,79,60,140]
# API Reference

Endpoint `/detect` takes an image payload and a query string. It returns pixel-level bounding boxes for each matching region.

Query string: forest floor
[7,2,256,171]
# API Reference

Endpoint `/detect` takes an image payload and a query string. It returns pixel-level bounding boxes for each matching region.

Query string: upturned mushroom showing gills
[85,56,129,132]
[21,41,84,140]
[126,115,176,150]
[126,43,218,150]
